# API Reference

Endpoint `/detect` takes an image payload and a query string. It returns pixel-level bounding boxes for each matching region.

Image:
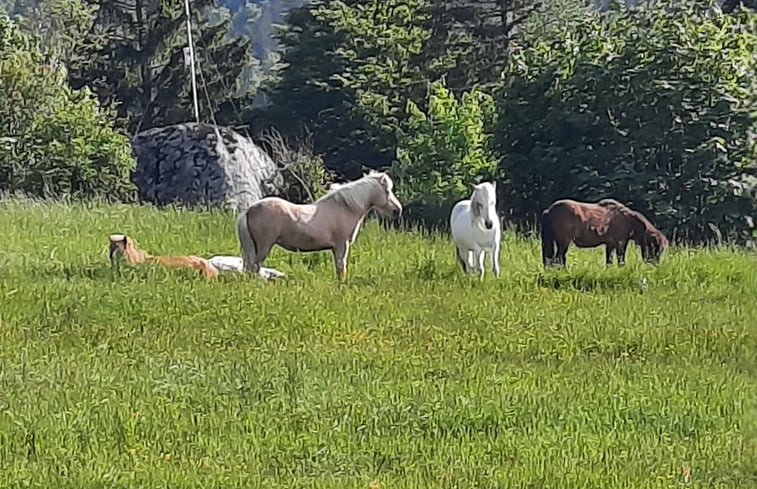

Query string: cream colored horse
[108,234,220,279]
[236,170,403,280]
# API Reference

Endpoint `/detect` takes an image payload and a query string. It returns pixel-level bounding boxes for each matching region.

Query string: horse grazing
[108,234,220,279]
[236,170,403,280]
[450,181,501,279]
[540,198,669,268]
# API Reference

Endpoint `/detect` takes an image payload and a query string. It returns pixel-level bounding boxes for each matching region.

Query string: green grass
[0,199,756,488]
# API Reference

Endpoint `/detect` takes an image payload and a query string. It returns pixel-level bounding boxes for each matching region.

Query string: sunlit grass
[0,199,756,488]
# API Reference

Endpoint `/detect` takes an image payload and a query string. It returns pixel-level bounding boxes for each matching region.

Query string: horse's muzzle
[484,219,493,229]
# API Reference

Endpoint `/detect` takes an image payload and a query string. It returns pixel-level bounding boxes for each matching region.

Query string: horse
[540,198,669,268]
[206,255,286,280]
[449,181,501,279]
[235,170,403,280]
[108,234,220,279]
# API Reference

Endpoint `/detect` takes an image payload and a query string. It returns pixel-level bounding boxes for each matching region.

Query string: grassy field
[0,199,756,488]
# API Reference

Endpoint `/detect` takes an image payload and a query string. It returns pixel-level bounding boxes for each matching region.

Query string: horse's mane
[315,171,386,213]
[470,182,496,219]
[605,202,667,244]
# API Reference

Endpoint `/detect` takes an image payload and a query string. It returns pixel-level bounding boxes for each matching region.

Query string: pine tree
[68,0,255,134]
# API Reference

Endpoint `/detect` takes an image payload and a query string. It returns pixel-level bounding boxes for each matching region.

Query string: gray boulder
[131,123,283,212]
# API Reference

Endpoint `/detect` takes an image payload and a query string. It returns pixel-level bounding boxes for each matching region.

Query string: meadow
[0,199,756,488]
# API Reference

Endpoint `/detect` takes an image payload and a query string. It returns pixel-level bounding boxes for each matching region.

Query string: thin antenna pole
[184,0,200,123]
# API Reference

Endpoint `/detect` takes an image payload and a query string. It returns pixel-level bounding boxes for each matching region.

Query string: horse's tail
[541,209,557,266]
[236,210,258,273]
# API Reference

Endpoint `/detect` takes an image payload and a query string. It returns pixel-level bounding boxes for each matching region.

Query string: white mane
[316,171,388,212]
[470,182,496,219]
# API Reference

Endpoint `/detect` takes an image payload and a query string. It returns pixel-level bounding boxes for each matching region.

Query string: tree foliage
[394,80,497,205]
[2,0,94,66]
[496,0,757,242]
[257,0,432,177]
[68,0,255,134]
[0,16,136,200]
[259,0,531,178]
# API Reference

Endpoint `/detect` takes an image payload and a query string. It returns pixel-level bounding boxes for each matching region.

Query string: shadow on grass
[536,268,648,292]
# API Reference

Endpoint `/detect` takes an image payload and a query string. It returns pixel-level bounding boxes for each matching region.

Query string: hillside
[0,200,755,487]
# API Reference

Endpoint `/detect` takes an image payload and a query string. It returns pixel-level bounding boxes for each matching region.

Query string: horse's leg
[332,241,349,280]
[251,240,275,275]
[605,245,616,267]
[617,240,629,267]
[455,245,468,274]
[476,248,486,279]
[556,241,570,268]
[491,242,500,278]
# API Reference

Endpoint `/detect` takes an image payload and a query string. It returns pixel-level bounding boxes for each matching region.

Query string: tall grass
[0,199,756,488]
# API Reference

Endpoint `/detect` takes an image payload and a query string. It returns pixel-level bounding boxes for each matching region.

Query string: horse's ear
[379,173,391,189]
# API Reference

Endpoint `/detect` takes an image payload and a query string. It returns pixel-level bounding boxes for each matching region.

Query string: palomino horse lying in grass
[108,234,220,278]
[108,235,286,280]
[236,170,403,280]
[540,198,669,268]
[450,181,501,279]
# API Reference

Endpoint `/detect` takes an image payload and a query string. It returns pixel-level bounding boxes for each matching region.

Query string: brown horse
[540,198,669,268]
[108,234,220,279]
[236,170,403,280]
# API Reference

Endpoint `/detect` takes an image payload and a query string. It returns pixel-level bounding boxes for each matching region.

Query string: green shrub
[0,16,136,200]
[393,79,498,220]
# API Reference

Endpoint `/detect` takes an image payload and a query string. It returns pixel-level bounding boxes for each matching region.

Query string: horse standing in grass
[540,198,669,268]
[450,182,501,279]
[236,170,403,280]
[108,234,220,278]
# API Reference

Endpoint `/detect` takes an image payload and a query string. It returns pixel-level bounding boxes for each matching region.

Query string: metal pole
[184,0,200,123]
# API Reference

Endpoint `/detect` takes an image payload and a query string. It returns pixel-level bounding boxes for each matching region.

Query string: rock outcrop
[131,123,283,212]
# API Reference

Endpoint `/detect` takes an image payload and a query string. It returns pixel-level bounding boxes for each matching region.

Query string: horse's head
[369,171,403,219]
[640,228,669,264]
[470,181,498,230]
[108,234,128,264]
[627,212,668,264]
[108,233,147,264]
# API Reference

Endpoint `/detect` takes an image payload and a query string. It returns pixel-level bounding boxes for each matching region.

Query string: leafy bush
[393,79,498,226]
[0,15,136,200]
[495,0,757,243]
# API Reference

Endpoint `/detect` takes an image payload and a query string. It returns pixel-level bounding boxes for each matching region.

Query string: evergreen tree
[68,0,256,134]
[256,0,541,177]
[423,0,542,94]
[254,0,390,177]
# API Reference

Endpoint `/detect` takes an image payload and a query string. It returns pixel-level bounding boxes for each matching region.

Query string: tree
[423,0,542,95]
[257,0,542,179]
[0,15,136,200]
[256,0,438,177]
[68,0,256,134]
[1,0,94,67]
[392,79,498,227]
[495,0,757,242]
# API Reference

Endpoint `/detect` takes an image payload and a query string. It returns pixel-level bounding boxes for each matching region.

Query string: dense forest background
[0,0,755,242]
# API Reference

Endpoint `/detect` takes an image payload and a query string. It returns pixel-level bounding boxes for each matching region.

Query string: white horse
[450,182,501,279]
[206,255,286,280]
